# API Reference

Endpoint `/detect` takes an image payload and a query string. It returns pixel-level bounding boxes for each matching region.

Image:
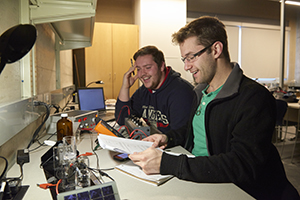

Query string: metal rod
[279,0,286,88]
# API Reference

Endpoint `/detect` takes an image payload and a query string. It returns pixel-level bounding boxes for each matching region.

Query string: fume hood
[29,0,97,50]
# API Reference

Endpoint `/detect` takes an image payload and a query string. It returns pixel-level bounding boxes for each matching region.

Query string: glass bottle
[57,113,73,141]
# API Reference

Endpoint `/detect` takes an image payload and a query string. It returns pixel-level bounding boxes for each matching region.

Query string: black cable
[39,153,53,169]
[89,136,115,182]
[27,101,50,149]
[4,163,25,191]
[50,104,61,113]
[99,167,115,171]
[89,169,102,184]
[0,156,8,181]
[86,80,103,87]
[90,136,100,169]
[88,167,115,182]
[29,131,56,153]
[34,111,49,146]
[99,169,115,182]
[27,102,50,148]
[17,164,24,181]
[33,127,56,147]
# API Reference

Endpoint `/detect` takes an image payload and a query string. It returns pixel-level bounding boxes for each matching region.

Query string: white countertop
[7,133,254,200]
[288,102,300,109]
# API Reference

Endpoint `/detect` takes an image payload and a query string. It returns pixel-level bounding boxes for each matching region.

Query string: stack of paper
[97,134,159,154]
[97,135,195,186]
[115,160,173,186]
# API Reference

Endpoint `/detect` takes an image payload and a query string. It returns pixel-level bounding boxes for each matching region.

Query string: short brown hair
[172,16,230,62]
[133,45,165,69]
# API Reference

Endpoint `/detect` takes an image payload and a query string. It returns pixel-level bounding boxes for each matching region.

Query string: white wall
[295,12,300,84]
[239,23,289,80]
[188,16,290,82]
[0,0,22,105]
[60,50,73,89]
[35,24,56,95]
[134,0,193,83]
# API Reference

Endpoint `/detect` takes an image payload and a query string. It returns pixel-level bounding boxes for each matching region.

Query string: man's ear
[160,61,166,72]
[213,41,223,59]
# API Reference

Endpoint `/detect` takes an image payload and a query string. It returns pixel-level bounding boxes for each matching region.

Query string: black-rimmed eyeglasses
[181,42,215,63]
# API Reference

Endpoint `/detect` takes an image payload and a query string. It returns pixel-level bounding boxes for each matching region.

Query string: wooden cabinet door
[85,23,139,99]
[112,23,139,99]
[85,23,113,99]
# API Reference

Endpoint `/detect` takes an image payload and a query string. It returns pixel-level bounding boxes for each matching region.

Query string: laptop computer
[77,87,115,122]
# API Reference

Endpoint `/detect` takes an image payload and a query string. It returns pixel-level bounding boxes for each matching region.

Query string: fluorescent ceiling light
[280,0,300,6]
[286,1,300,6]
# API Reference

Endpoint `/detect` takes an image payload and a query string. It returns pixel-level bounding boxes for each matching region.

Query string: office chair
[279,99,300,163]
[274,99,288,144]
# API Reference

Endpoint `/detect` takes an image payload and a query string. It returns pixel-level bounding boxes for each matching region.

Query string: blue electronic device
[56,181,120,200]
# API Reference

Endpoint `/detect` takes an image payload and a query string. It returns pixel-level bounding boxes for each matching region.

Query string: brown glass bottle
[57,113,73,141]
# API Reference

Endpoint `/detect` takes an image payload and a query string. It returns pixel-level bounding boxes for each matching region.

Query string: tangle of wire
[88,167,115,182]
[113,105,131,128]
[129,129,148,140]
[89,134,115,184]
[29,131,57,153]
[1,157,25,192]
[114,105,150,140]
[117,124,148,140]
[27,101,68,152]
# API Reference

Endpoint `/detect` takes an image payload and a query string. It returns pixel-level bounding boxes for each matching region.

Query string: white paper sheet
[97,134,159,154]
[115,160,173,186]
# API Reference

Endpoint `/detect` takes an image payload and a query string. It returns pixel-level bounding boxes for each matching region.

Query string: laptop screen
[77,87,106,111]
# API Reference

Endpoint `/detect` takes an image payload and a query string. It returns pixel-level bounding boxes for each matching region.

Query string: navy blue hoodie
[115,66,194,134]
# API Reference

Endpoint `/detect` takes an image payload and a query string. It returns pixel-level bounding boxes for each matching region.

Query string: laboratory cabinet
[85,22,139,99]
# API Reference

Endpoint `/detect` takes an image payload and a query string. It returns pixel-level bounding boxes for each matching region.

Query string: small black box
[17,149,29,165]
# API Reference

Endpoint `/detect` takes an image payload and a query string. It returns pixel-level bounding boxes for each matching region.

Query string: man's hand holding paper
[142,133,168,149]
[129,146,163,175]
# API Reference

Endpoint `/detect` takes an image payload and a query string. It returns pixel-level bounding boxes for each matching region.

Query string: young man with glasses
[115,45,194,136]
[129,16,299,199]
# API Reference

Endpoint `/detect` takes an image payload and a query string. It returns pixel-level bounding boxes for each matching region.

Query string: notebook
[77,87,115,122]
